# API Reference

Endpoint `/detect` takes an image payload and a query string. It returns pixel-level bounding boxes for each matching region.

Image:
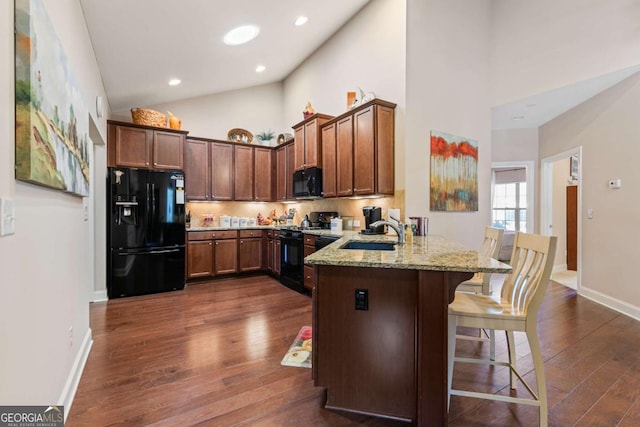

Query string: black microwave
[293,167,323,199]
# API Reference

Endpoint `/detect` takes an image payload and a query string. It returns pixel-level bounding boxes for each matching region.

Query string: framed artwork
[15,0,90,196]
[570,155,579,180]
[430,130,478,212]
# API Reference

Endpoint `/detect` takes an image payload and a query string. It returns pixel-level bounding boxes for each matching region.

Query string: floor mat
[280,326,312,368]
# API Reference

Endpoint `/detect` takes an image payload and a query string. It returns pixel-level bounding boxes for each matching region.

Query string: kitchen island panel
[314,265,418,421]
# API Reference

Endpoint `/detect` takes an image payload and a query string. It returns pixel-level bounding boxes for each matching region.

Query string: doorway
[541,147,581,291]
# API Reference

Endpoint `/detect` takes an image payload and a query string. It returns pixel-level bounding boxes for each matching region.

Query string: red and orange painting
[430,130,478,212]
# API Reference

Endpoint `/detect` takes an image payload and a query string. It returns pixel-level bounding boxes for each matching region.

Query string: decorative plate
[227,128,253,143]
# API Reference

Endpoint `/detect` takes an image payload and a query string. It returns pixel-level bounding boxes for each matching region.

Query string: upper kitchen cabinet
[184,138,233,201]
[320,99,396,198]
[275,141,294,201]
[234,145,274,202]
[184,138,208,200]
[293,113,333,171]
[234,144,254,201]
[321,122,337,198]
[254,147,273,201]
[210,142,234,201]
[107,120,186,170]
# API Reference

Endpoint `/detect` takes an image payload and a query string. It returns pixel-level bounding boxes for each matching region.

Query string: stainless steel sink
[340,241,396,251]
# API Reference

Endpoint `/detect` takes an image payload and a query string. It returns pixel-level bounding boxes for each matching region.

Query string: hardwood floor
[66,275,640,426]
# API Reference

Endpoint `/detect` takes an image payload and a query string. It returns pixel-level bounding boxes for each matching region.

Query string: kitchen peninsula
[305,234,511,426]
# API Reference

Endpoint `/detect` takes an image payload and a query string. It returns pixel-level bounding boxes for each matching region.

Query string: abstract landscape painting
[15,0,90,196]
[430,130,478,212]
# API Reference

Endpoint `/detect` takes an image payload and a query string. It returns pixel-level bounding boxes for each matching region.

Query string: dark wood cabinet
[238,230,262,272]
[187,240,213,278]
[264,230,281,276]
[336,115,354,197]
[185,138,233,201]
[286,143,296,200]
[275,144,287,201]
[185,138,209,200]
[254,147,273,201]
[321,123,337,198]
[214,238,238,275]
[293,114,333,171]
[107,121,185,170]
[319,99,395,198]
[353,101,395,196]
[211,142,234,201]
[234,145,254,201]
[303,234,316,291]
[275,141,295,201]
[187,230,238,278]
[153,131,184,170]
[274,238,281,275]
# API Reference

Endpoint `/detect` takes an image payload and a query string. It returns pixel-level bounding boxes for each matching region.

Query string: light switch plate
[0,197,16,236]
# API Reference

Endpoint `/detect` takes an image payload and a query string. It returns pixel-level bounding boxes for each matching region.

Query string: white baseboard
[58,328,93,421]
[580,287,640,322]
[552,264,567,274]
[92,289,107,302]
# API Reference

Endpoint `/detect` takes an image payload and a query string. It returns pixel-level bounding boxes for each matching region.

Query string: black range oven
[280,228,305,293]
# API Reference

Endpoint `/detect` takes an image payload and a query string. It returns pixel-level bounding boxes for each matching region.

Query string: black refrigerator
[107,167,186,298]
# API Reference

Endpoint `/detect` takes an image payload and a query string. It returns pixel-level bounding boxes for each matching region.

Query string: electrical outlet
[353,219,361,227]
[68,326,73,347]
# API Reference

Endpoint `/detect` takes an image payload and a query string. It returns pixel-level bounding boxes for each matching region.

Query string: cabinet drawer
[304,245,316,258]
[213,230,238,239]
[239,229,262,238]
[188,230,237,241]
[303,265,314,290]
[188,231,215,241]
[303,234,316,246]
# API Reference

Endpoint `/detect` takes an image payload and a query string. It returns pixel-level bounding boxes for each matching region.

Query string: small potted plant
[256,129,275,146]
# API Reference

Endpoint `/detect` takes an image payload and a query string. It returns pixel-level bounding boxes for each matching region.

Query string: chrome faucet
[370,215,406,245]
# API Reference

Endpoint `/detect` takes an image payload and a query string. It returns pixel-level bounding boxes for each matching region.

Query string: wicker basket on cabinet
[131,108,167,128]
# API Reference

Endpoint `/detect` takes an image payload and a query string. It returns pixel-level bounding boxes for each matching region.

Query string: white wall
[123,82,285,142]
[492,128,539,163]
[540,72,640,319]
[491,0,640,105]
[405,0,492,249]
[283,0,406,191]
[0,0,108,410]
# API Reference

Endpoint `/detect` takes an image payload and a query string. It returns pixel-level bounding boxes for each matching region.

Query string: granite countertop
[304,233,512,273]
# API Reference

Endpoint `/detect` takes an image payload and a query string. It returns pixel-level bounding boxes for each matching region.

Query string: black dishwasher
[315,234,340,250]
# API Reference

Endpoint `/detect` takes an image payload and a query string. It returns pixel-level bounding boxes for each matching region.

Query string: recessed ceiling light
[511,115,525,121]
[223,25,260,46]
[168,79,181,86]
[255,64,266,73]
[295,16,308,26]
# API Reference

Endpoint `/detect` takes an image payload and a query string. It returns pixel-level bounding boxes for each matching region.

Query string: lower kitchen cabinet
[187,240,213,278]
[187,230,238,278]
[303,234,316,291]
[264,230,281,276]
[238,230,262,272]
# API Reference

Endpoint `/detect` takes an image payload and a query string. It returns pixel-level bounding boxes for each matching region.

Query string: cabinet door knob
[215,242,219,246]
[240,240,244,244]
[209,242,212,246]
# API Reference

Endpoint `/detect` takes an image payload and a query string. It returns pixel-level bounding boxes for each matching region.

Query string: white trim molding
[580,287,640,322]
[58,328,93,422]
[92,290,107,302]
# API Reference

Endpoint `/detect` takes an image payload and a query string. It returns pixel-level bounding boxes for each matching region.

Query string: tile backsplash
[187,190,405,229]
